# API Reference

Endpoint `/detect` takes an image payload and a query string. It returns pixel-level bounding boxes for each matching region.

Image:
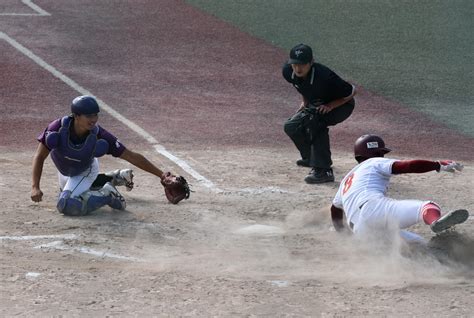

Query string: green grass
[185,0,474,136]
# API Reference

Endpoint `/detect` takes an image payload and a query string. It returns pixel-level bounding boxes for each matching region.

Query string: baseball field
[1,0,473,316]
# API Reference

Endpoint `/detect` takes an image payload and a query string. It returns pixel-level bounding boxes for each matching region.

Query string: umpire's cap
[354,134,391,162]
[71,95,100,115]
[288,44,313,64]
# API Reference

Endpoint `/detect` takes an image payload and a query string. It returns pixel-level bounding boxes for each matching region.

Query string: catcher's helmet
[354,134,391,162]
[71,95,100,115]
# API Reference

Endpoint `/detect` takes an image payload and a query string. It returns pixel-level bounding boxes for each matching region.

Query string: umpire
[282,44,356,184]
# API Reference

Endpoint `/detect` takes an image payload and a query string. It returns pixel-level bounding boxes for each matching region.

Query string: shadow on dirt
[428,231,474,268]
[405,230,474,276]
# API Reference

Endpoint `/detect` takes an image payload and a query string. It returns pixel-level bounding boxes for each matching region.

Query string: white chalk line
[34,241,140,261]
[0,31,219,192]
[225,186,292,195]
[0,233,139,261]
[0,0,50,16]
[23,0,50,15]
[0,234,77,241]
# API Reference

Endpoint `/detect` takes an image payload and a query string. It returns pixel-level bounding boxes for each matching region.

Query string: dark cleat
[431,209,469,233]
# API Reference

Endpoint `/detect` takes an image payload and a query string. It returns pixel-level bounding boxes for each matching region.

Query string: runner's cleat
[430,209,469,233]
[106,169,134,191]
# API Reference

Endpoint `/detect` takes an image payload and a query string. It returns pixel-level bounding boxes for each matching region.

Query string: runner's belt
[349,201,369,230]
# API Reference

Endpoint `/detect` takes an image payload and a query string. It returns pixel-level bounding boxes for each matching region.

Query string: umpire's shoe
[304,168,335,184]
[430,209,469,233]
[296,158,311,167]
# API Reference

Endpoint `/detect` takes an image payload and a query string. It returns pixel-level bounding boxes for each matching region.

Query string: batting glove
[438,160,464,173]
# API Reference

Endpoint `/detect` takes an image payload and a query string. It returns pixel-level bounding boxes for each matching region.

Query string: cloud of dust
[326,224,473,287]
[124,207,472,287]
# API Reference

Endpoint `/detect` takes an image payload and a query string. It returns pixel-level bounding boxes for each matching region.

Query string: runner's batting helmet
[354,134,391,162]
[71,96,100,115]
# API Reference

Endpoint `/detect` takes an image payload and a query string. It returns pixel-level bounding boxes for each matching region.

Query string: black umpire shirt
[282,62,353,105]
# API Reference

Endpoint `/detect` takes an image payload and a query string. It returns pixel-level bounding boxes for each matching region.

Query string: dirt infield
[1,1,473,316]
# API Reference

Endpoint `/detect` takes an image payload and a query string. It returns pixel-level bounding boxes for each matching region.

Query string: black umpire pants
[283,99,354,169]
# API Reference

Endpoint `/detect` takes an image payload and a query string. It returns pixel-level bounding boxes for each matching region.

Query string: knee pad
[57,190,87,216]
[283,121,297,135]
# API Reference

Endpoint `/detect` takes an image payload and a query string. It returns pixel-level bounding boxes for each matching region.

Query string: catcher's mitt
[160,172,191,204]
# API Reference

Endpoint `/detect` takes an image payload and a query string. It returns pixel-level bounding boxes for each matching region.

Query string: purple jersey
[37,117,126,157]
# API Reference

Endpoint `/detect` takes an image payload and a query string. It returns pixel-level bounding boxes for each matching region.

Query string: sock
[421,202,441,225]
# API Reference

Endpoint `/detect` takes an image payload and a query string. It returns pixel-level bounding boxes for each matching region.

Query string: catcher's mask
[71,95,100,115]
[354,134,391,163]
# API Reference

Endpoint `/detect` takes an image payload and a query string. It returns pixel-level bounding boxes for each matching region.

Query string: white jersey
[332,157,396,223]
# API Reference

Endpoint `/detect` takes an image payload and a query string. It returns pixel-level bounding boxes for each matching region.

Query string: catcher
[31,95,190,216]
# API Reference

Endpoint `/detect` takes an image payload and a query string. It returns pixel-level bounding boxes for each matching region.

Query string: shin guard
[57,190,86,216]
[57,190,112,216]
[81,191,113,213]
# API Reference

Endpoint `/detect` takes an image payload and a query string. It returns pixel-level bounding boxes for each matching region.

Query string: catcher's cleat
[100,182,126,210]
[106,169,134,191]
[430,209,469,234]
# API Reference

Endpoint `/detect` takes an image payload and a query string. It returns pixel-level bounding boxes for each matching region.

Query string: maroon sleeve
[392,160,440,174]
[97,126,127,157]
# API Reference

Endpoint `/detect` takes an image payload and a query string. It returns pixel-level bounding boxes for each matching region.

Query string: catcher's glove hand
[160,172,191,204]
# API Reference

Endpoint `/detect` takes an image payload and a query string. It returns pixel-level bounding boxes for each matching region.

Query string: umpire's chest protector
[46,116,108,176]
